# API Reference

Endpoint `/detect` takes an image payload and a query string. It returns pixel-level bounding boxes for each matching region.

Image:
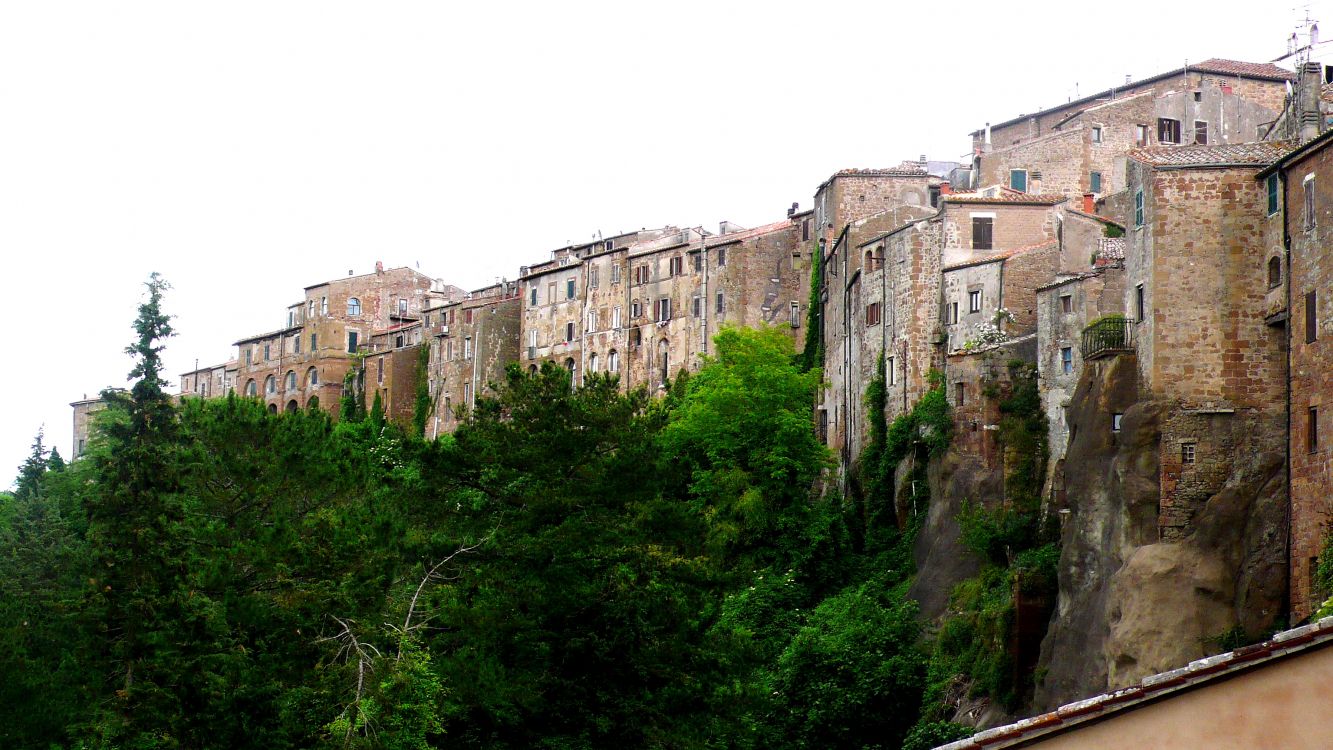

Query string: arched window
[565,357,576,373]
[285,371,297,390]
[307,367,319,386]
[267,403,278,415]
[528,364,538,375]
[285,400,299,414]
[658,339,671,386]
[589,353,599,373]
[1269,256,1282,289]
[607,349,619,374]
[348,297,362,316]
[245,379,257,396]
[264,375,276,395]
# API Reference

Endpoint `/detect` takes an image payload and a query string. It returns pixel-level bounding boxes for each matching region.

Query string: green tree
[798,244,824,372]
[13,429,50,501]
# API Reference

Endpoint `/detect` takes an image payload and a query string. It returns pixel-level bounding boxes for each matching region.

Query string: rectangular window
[1061,347,1073,374]
[948,301,959,325]
[631,299,641,318]
[955,382,965,405]
[693,253,702,272]
[716,292,726,315]
[1267,174,1280,216]
[587,309,597,332]
[611,263,621,284]
[321,297,328,316]
[464,382,472,405]
[1305,176,1316,230]
[1009,169,1028,192]
[1114,413,1124,433]
[1135,124,1148,147]
[791,301,800,327]
[669,256,683,276]
[566,278,577,300]
[547,281,556,303]
[1310,407,1320,453]
[630,327,642,347]
[1193,120,1208,145]
[465,309,474,325]
[464,336,473,359]
[1307,290,1318,343]
[376,359,384,384]
[612,306,622,329]
[294,335,301,354]
[1157,117,1180,144]
[1060,294,1073,314]
[692,295,702,317]
[633,265,648,285]
[968,290,982,314]
[1090,171,1102,193]
[657,298,672,322]
[565,322,575,342]
[802,219,810,241]
[866,302,882,326]
[310,333,317,351]
[716,247,727,266]
[972,216,994,250]
[887,357,896,385]
[589,266,599,288]
[1136,284,1146,323]
[347,331,359,353]
[1091,125,1103,143]
[1134,190,1144,227]
[929,185,941,208]
[446,340,453,360]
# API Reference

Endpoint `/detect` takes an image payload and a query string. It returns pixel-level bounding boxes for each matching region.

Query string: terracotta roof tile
[1129,140,1295,167]
[1192,58,1296,81]
[705,218,794,247]
[942,241,1058,272]
[944,192,1068,205]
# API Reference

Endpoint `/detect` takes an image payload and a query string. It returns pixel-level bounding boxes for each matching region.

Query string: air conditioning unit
[440,325,450,336]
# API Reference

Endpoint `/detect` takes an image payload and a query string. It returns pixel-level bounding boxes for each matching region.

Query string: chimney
[919,154,927,164]
[787,201,798,218]
[1301,61,1323,142]
[375,260,385,274]
[1083,193,1095,214]
[940,181,952,195]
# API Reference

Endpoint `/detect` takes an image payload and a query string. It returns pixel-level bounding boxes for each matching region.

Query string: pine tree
[13,429,49,501]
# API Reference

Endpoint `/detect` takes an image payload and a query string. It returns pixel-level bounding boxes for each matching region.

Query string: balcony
[1080,316,1135,360]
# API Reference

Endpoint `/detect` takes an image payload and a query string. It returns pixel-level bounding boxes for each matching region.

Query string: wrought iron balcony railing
[1080,317,1135,360]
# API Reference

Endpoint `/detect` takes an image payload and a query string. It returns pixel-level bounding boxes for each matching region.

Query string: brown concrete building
[424,281,521,436]
[972,59,1293,199]
[1123,142,1291,542]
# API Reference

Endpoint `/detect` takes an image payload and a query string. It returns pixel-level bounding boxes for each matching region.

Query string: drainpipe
[1281,164,1294,620]
[701,231,709,356]
[471,310,483,410]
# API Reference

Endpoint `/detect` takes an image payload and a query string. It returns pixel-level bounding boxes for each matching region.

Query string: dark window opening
[1157,118,1181,144]
[1269,257,1282,289]
[1310,407,1320,453]
[1181,442,1196,463]
[1307,290,1318,343]
[972,217,994,250]
[1194,121,1208,145]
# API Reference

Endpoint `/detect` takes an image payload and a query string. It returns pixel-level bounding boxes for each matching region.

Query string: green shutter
[1010,169,1028,192]
[1268,175,1279,216]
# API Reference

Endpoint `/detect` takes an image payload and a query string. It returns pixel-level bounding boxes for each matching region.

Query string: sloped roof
[1130,140,1295,167]
[705,218,794,248]
[936,616,1333,750]
[1191,58,1297,81]
[945,192,1068,205]
[942,241,1058,272]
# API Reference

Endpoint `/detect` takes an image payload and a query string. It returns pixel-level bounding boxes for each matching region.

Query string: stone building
[424,281,521,436]
[362,320,427,426]
[971,59,1293,199]
[178,361,237,400]
[230,264,460,418]
[70,395,112,459]
[1261,128,1333,619]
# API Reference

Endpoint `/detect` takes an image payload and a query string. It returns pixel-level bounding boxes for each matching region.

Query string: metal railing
[1080,317,1135,360]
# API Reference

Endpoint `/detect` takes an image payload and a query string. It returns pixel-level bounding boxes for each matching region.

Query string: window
[589,266,599,288]
[969,290,982,314]
[1009,169,1028,192]
[1182,442,1197,464]
[1193,90,1203,102]
[1113,413,1124,433]
[310,333,317,351]
[464,308,473,325]
[716,292,726,315]
[246,379,257,396]
[308,300,316,318]
[307,367,319,386]
[530,285,538,305]
[612,306,622,329]
[348,330,359,352]
[631,299,641,318]
[288,310,297,328]
[1134,190,1144,227]
[589,353,599,373]
[1193,121,1208,145]
[929,185,941,208]
[1307,290,1318,343]
[1136,284,1146,323]
[348,297,361,316]
[611,263,621,284]
[954,382,965,405]
[1269,257,1282,289]
[1310,407,1320,453]
[866,302,882,326]
[376,360,383,385]
[395,334,404,348]
[1061,347,1073,374]
[669,256,683,276]
[791,301,800,327]
[286,370,296,390]
[716,247,727,266]
[465,335,474,358]
[1267,174,1280,216]
[265,375,276,395]
[464,382,473,404]
[1135,124,1148,147]
[1091,125,1103,143]
[693,253,702,272]
[1157,118,1180,144]
[656,298,672,322]
[607,349,619,373]
[264,343,271,361]
[294,334,301,354]
[1305,176,1316,230]
[658,340,670,384]
[528,329,537,357]
[972,216,994,250]
[587,309,598,332]
[565,322,575,342]
[887,356,896,385]
[1090,171,1102,193]
[399,298,408,315]
[566,278,577,300]
[633,265,649,285]
[692,295,702,317]
[1060,294,1073,314]
[802,219,810,241]
[321,296,328,316]
[948,301,959,325]
[548,281,555,303]
[629,327,642,347]
[446,340,454,360]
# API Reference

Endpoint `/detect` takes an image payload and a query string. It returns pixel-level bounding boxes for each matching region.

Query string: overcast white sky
[1,1,1324,484]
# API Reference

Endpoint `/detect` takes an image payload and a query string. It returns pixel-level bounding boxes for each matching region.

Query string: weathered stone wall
[428,286,520,434]
[978,129,1087,196]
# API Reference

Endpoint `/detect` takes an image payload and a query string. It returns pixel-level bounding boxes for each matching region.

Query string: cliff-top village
[65,42,1333,746]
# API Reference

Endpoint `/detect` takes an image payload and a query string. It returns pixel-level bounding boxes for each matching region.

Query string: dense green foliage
[2,278,984,749]
[797,243,823,372]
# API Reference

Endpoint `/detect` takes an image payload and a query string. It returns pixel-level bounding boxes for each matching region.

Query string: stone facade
[179,361,236,400]
[425,282,521,435]
[69,396,111,459]
[364,321,427,426]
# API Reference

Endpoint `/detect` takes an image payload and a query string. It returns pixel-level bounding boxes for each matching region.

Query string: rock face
[908,447,998,621]
[1032,354,1287,710]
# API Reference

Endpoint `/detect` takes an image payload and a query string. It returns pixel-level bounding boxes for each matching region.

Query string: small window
[1267,174,1280,217]
[1136,284,1146,323]
[631,299,641,318]
[693,253,702,272]
[565,322,575,342]
[398,298,408,315]
[530,286,538,305]
[1091,126,1103,143]
[1193,121,1208,145]
[348,297,361,316]
[589,266,599,289]
[308,300,315,318]
[948,301,959,325]
[264,343,271,361]
[1193,90,1203,102]
[1305,176,1316,231]
[1310,407,1320,453]
[692,295,702,317]
[629,327,642,347]
[802,219,810,241]
[887,357,896,385]
[866,302,882,326]
[246,379,257,396]
[294,335,301,354]
[1182,442,1196,463]
[1307,290,1318,343]
[1009,169,1028,192]
[1135,124,1148,147]
[716,247,727,267]
[968,290,982,314]
[1090,171,1102,193]
[395,335,404,348]
[612,306,622,329]
[929,185,941,208]
[587,309,598,332]
[1060,294,1073,314]
[376,359,384,385]
[1061,347,1073,374]
[348,330,359,353]
[1134,190,1144,227]
[307,367,319,386]
[1269,257,1282,289]
[1113,413,1124,433]
[465,309,474,325]
[716,292,726,315]
[791,301,800,327]
[955,382,965,405]
[669,256,683,276]
[608,349,619,372]
[611,264,622,284]
[589,353,599,373]
[310,333,317,351]
[321,297,328,316]
[245,349,252,366]
[265,375,276,395]
[566,278,577,300]
[657,298,672,322]
[1157,118,1180,144]
[972,216,994,250]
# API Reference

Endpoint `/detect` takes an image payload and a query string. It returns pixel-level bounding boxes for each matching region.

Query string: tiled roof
[942,241,1058,272]
[1191,58,1296,81]
[831,166,929,179]
[706,218,793,247]
[944,192,1067,205]
[935,616,1333,750]
[1129,140,1294,167]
